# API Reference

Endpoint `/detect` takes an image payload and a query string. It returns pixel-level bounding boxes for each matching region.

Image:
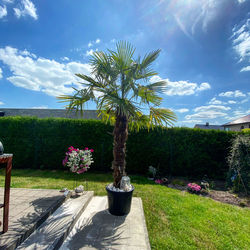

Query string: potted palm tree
[58,41,176,215]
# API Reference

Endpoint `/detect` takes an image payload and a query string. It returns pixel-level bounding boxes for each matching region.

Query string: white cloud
[174,14,193,41]
[86,49,94,56]
[14,0,38,20]
[0,67,2,78]
[181,119,202,124]
[208,97,222,105]
[208,97,238,105]
[20,49,37,58]
[240,66,250,72]
[197,82,211,91]
[0,101,4,105]
[231,18,250,71]
[185,105,230,120]
[175,108,189,113]
[228,100,237,104]
[150,76,210,96]
[87,39,101,48]
[237,0,247,4]
[31,105,48,109]
[233,110,246,116]
[61,56,69,61]
[229,109,250,120]
[219,90,246,98]
[85,48,98,57]
[241,98,249,104]
[0,5,7,18]
[0,46,92,96]
[2,0,14,3]
[194,105,231,112]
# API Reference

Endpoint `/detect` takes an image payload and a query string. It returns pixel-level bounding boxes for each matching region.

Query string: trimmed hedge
[0,116,242,179]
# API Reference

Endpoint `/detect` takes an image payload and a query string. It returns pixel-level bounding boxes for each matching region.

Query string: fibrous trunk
[112,114,128,188]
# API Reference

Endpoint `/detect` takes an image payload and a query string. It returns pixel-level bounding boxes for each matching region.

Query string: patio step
[16,191,94,250]
[0,188,71,250]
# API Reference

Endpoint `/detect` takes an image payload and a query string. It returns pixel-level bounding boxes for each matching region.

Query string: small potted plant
[58,41,176,215]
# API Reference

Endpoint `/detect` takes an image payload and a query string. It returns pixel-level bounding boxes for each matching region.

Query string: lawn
[0,169,249,250]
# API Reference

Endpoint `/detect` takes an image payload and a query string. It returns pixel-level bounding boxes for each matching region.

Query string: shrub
[0,116,245,179]
[227,134,250,194]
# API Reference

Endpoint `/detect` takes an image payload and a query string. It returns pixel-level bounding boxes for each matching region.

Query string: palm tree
[58,41,176,188]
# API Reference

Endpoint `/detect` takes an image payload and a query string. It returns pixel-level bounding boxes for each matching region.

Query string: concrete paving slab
[60,196,151,250]
[0,188,69,250]
[17,191,94,250]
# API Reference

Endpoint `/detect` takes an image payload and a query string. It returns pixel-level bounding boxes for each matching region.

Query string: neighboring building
[194,122,224,130]
[222,114,250,132]
[0,108,99,120]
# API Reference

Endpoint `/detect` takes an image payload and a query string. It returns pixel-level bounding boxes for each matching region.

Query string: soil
[208,190,250,207]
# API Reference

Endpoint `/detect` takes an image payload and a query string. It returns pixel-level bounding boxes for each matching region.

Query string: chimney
[206,122,209,126]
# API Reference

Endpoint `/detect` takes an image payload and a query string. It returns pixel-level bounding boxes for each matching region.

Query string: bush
[0,116,243,179]
[226,134,250,194]
[0,117,113,171]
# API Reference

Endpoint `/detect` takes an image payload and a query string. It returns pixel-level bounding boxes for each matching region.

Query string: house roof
[223,114,250,126]
[194,124,224,130]
[0,108,99,120]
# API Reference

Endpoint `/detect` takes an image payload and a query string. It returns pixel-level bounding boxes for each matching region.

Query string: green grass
[1,169,249,249]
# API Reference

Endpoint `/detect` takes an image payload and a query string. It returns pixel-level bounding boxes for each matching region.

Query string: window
[241,125,244,130]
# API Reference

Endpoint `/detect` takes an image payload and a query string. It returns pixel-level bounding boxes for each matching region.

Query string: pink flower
[85,147,89,150]
[90,149,94,152]
[187,183,201,192]
[62,157,68,166]
[155,179,163,184]
[77,168,86,174]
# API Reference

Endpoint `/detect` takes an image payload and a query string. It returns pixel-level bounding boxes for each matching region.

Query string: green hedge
[0,116,242,179]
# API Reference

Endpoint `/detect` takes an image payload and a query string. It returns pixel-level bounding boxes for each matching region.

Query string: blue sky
[0,0,249,127]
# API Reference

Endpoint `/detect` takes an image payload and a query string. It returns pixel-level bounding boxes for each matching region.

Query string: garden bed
[155,177,250,208]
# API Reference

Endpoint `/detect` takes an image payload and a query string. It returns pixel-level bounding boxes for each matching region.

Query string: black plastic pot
[106,185,134,216]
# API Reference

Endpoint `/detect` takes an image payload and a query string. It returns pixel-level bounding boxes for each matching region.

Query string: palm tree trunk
[112,114,128,188]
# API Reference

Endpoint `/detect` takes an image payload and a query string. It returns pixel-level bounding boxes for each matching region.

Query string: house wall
[224,123,250,131]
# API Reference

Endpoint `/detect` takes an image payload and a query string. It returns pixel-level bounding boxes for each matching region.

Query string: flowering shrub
[155,179,163,184]
[63,146,94,174]
[187,183,201,194]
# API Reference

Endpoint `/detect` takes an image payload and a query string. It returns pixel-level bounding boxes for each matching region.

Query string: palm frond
[149,107,177,127]
[145,80,167,93]
[138,85,162,106]
[140,49,161,70]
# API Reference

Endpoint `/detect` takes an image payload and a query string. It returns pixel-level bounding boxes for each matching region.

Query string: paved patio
[0,188,68,249]
[60,196,151,250]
